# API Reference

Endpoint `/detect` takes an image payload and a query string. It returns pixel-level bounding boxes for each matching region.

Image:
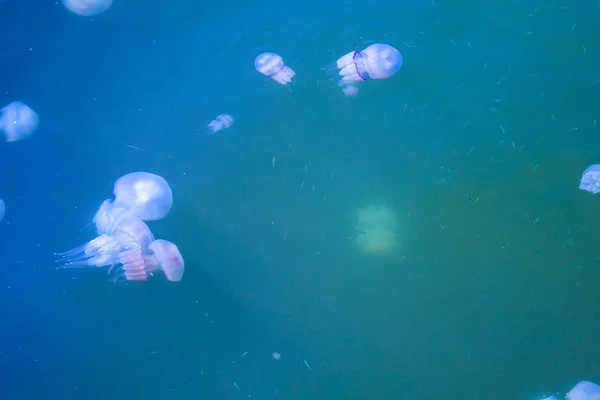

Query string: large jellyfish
[0,102,39,142]
[57,217,154,270]
[62,0,112,16]
[579,164,600,194]
[327,43,402,96]
[207,113,234,134]
[567,381,600,400]
[94,172,173,234]
[254,53,295,86]
[112,239,185,282]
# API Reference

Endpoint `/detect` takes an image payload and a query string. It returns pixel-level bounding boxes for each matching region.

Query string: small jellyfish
[567,381,600,400]
[0,102,39,142]
[254,53,295,86]
[579,164,600,194]
[62,0,112,16]
[272,352,281,360]
[57,217,154,271]
[327,43,403,96]
[207,114,234,135]
[0,198,5,222]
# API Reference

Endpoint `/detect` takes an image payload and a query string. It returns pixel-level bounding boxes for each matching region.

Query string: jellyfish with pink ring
[325,43,403,97]
[111,239,185,282]
[94,171,173,235]
[56,217,154,273]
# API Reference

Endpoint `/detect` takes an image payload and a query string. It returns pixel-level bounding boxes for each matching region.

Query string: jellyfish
[567,381,600,400]
[207,113,234,135]
[62,0,112,16]
[111,239,185,282]
[327,43,402,96]
[93,172,173,234]
[56,217,154,270]
[579,164,600,194]
[0,102,39,142]
[254,53,295,86]
[0,198,5,222]
[355,204,399,256]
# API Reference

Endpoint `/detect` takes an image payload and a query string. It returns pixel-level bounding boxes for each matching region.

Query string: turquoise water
[1,0,600,398]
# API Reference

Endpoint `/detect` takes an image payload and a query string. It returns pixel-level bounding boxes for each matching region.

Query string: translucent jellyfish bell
[148,240,185,282]
[0,102,39,142]
[0,198,5,222]
[579,164,600,194]
[567,381,600,400]
[62,0,112,16]
[57,218,155,270]
[329,43,403,96]
[254,52,296,86]
[113,172,173,221]
[207,113,234,135]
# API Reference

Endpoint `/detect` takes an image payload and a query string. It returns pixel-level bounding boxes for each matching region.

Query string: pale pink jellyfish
[254,53,295,86]
[62,0,112,16]
[56,218,154,271]
[207,114,234,135]
[94,172,173,235]
[326,43,402,97]
[0,102,39,142]
[112,239,185,282]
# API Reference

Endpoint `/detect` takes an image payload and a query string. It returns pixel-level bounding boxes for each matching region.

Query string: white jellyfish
[355,204,399,256]
[0,102,39,142]
[62,0,112,16]
[328,43,403,96]
[567,381,600,400]
[207,113,234,135]
[579,164,600,194]
[57,217,154,270]
[254,52,295,86]
[0,198,5,222]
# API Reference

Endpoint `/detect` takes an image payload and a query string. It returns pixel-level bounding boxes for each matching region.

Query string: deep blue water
[1,0,600,399]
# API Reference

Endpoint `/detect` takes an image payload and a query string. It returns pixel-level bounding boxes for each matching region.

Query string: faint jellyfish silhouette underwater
[326,43,403,96]
[0,102,39,142]
[62,0,112,16]
[207,113,234,135]
[579,165,600,194]
[0,198,5,222]
[254,53,296,86]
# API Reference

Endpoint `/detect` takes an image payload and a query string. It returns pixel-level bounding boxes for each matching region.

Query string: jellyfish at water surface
[0,102,39,142]
[579,164,600,194]
[327,43,402,97]
[62,0,112,16]
[567,381,600,400]
[254,53,295,86]
[207,114,234,134]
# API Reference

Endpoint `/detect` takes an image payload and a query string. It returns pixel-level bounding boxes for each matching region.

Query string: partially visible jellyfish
[62,0,112,16]
[207,113,234,135]
[327,43,403,96]
[56,217,155,270]
[355,204,399,256]
[0,198,5,222]
[112,239,184,282]
[567,381,600,400]
[580,164,600,194]
[272,352,281,360]
[255,53,295,86]
[0,102,39,142]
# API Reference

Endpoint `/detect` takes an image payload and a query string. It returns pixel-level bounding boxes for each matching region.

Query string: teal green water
[0,0,599,399]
